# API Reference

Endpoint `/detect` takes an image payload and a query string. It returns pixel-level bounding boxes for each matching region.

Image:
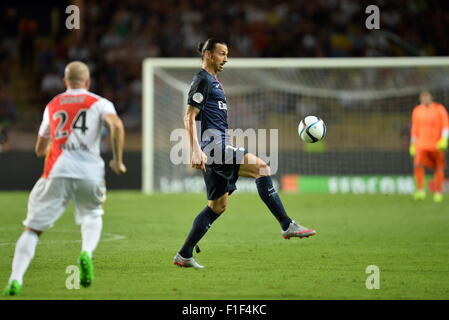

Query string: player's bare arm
[184,105,207,172]
[103,113,127,175]
[34,135,51,158]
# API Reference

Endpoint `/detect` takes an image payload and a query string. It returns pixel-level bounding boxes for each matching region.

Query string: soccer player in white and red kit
[3,61,126,296]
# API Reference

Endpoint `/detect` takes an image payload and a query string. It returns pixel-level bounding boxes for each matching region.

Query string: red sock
[414,167,425,190]
[434,169,444,192]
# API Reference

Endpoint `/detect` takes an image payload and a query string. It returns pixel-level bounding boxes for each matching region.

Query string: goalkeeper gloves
[437,138,448,151]
[409,143,416,157]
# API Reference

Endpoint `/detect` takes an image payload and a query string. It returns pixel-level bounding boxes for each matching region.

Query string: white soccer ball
[298,116,326,143]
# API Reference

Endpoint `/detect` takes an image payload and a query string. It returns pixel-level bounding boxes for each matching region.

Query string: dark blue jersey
[187,69,229,150]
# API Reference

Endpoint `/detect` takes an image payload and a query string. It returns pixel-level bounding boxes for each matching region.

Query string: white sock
[9,230,40,285]
[81,216,103,258]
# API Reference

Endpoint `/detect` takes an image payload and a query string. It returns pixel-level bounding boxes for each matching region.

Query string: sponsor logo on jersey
[59,142,89,151]
[218,101,227,110]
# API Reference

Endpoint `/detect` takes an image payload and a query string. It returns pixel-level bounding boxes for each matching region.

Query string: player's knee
[218,204,227,214]
[25,227,43,237]
[216,203,227,214]
[257,163,271,178]
[209,202,227,214]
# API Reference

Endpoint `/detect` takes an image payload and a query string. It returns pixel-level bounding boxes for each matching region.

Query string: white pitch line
[0,229,126,247]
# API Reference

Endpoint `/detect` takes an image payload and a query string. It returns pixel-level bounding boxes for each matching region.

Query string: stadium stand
[1,0,448,152]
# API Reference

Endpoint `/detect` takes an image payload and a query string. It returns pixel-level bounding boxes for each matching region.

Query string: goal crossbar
[142,57,449,194]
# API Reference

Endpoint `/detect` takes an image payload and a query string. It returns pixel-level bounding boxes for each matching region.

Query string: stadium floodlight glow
[142,57,449,194]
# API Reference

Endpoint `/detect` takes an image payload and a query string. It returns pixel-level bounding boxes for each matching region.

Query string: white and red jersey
[38,88,117,181]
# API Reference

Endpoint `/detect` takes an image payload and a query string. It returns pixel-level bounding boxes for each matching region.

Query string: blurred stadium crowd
[0,0,448,151]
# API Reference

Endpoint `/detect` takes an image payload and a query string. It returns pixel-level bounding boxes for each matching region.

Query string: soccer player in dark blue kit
[173,39,316,268]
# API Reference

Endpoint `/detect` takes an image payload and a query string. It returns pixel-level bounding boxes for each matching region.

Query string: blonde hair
[64,61,90,88]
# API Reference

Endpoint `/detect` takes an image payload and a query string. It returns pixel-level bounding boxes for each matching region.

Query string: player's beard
[217,62,225,72]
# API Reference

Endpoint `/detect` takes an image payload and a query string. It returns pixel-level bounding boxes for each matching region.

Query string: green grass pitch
[1,191,448,300]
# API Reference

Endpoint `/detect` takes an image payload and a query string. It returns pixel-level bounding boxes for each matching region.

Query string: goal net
[142,58,449,194]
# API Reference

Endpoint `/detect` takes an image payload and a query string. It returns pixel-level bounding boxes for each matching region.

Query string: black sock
[256,176,292,231]
[179,206,220,258]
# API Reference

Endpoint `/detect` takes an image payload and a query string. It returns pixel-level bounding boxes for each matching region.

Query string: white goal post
[142,57,449,195]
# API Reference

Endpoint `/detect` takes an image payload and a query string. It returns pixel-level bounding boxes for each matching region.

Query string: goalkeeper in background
[410,91,449,202]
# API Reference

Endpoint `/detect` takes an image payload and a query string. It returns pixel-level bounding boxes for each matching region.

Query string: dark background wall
[0,152,142,190]
[0,150,426,191]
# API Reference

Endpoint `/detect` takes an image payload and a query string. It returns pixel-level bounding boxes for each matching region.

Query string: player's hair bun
[197,41,206,54]
[197,39,227,58]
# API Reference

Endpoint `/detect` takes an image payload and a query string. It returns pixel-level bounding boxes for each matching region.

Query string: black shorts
[202,145,248,200]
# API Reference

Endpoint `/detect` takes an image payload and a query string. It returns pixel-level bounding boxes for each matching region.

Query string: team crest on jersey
[193,92,204,103]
